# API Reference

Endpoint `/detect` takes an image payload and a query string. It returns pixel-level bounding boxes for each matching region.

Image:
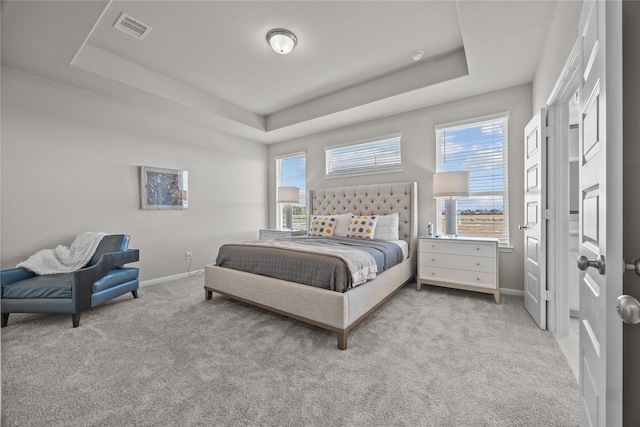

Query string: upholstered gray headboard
[309,182,418,257]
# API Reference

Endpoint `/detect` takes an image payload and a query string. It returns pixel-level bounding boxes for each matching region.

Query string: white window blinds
[276,152,306,230]
[325,133,402,178]
[435,113,509,245]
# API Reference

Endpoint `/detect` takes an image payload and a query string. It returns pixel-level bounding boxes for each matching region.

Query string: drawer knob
[476,247,480,251]
[477,277,480,281]
[431,272,435,276]
[477,262,480,266]
[432,258,435,262]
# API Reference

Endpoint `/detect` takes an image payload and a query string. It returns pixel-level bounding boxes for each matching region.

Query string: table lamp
[433,171,470,236]
[277,186,300,230]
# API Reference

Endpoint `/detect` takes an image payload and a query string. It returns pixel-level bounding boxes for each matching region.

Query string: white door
[577,1,623,425]
[523,108,547,329]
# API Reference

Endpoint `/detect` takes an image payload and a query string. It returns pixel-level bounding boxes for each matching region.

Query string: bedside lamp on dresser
[261,186,304,241]
[277,186,300,230]
[432,170,469,236]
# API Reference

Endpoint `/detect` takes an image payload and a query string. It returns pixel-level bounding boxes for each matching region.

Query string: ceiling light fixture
[411,50,424,61]
[267,28,297,55]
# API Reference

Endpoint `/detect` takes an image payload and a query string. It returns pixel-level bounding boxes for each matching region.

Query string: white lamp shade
[277,186,300,204]
[267,29,297,55]
[433,171,470,197]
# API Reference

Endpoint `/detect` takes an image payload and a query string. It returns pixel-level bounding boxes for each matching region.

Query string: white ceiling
[1,1,558,144]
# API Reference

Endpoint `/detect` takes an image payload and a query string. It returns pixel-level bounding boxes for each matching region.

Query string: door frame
[545,39,581,336]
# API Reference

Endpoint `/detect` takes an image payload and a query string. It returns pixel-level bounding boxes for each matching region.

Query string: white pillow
[374,212,399,240]
[308,216,336,237]
[346,215,379,239]
[333,213,354,236]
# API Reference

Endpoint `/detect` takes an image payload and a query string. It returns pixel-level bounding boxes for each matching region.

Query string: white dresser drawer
[418,252,496,274]
[419,239,495,258]
[419,266,497,290]
[417,236,500,303]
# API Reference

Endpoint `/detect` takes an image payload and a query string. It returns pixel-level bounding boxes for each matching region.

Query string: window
[325,133,402,178]
[276,152,306,231]
[435,113,509,245]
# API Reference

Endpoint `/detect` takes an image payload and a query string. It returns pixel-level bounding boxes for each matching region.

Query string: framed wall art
[140,166,188,210]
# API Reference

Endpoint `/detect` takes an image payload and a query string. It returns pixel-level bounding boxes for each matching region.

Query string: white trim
[435,114,510,245]
[324,132,401,151]
[275,150,306,161]
[547,39,581,106]
[70,1,112,65]
[434,111,510,131]
[140,270,525,297]
[545,38,581,337]
[500,288,524,297]
[324,165,403,179]
[140,270,204,287]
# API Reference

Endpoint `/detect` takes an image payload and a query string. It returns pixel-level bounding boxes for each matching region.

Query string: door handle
[577,254,606,275]
[625,259,640,276]
[518,224,528,230]
[617,295,640,324]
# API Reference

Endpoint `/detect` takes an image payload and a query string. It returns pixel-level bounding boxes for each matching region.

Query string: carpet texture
[1,276,578,426]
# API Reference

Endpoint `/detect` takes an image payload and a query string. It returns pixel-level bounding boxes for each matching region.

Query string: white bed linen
[389,239,409,260]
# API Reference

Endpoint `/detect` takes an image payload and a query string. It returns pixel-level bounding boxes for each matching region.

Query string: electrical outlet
[185,251,192,260]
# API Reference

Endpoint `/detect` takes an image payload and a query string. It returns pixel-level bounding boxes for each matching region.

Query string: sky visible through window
[439,119,505,213]
[280,156,306,206]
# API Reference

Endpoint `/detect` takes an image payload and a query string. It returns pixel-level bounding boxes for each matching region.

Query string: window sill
[499,246,513,253]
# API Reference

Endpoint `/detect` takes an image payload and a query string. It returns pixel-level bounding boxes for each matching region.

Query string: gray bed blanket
[215,237,404,293]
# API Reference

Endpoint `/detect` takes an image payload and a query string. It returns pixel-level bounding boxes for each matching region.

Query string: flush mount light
[267,28,297,55]
[411,50,424,61]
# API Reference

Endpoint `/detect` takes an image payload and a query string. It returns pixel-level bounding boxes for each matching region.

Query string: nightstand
[259,229,306,240]
[417,236,500,304]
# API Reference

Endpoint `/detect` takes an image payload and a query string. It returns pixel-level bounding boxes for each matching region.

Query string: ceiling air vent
[113,13,151,40]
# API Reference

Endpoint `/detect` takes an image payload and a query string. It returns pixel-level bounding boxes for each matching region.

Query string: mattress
[215,236,405,293]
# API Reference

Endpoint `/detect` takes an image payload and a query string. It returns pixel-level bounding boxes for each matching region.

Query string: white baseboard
[140,273,524,298]
[500,288,525,297]
[140,270,204,287]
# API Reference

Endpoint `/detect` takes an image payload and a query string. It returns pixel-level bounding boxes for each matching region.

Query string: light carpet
[1,276,578,426]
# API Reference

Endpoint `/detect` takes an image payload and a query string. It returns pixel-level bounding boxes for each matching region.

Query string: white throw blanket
[16,232,108,275]
[245,239,377,285]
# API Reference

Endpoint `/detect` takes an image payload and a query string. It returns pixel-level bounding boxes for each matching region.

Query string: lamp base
[284,204,293,230]
[444,197,458,236]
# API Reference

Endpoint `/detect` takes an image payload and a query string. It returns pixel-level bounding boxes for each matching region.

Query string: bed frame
[204,182,418,349]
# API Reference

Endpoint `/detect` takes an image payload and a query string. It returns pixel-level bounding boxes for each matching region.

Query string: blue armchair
[1,234,139,327]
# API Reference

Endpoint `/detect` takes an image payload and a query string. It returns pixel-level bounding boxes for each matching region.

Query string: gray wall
[1,67,268,281]
[623,1,640,423]
[531,0,582,112]
[0,0,584,290]
[269,84,532,292]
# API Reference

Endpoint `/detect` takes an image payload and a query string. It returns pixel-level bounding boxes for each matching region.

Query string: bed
[204,182,417,349]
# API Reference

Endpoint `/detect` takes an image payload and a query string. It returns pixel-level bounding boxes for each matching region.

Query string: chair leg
[1,313,8,327]
[71,313,81,328]
[132,290,139,298]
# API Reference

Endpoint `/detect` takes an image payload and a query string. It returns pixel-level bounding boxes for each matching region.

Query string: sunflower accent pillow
[346,215,378,239]
[308,216,336,236]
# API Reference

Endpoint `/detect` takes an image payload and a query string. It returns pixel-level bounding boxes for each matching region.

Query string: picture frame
[140,166,188,210]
